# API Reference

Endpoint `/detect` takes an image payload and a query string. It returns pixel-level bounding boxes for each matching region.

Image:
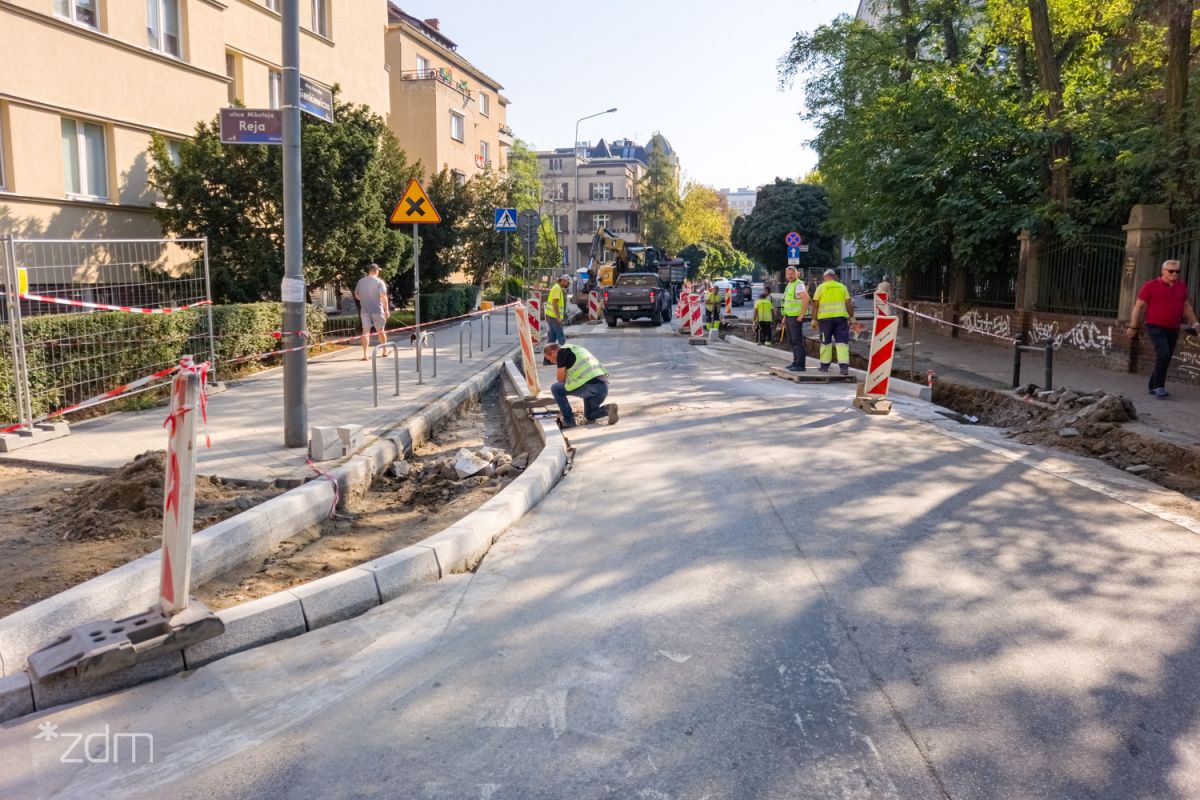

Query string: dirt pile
[49,450,281,541]
[383,446,529,509]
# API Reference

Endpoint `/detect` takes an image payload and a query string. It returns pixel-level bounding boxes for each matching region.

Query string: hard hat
[823,268,837,277]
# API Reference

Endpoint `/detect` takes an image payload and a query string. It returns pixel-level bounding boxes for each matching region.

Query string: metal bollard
[419,331,437,378]
[1044,341,1053,392]
[370,342,395,407]
[481,313,491,349]
[459,320,473,362]
[1011,338,1055,391]
[504,304,510,334]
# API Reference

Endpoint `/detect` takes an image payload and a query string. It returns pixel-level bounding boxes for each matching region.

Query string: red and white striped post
[862,315,899,401]
[588,291,601,322]
[514,301,540,396]
[689,293,706,343]
[724,288,733,316]
[527,292,541,345]
[676,291,691,333]
[873,290,890,318]
[160,356,204,615]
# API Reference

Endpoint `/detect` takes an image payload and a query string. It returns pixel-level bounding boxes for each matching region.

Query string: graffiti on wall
[1175,346,1200,379]
[958,309,1013,339]
[1030,317,1114,355]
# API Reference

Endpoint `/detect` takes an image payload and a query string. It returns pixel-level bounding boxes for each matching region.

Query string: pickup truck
[602,272,672,327]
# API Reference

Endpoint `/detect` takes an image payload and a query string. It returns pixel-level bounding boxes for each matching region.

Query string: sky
[418,0,862,191]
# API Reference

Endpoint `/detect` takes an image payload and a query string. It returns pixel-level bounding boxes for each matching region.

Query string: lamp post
[571,107,617,271]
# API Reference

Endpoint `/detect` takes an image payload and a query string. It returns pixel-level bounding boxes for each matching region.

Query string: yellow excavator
[589,226,633,288]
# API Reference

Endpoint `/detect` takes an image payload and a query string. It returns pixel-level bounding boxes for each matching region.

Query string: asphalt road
[4,325,1200,799]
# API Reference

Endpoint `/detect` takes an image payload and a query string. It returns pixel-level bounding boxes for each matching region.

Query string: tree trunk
[1165,0,1192,148]
[1028,0,1072,205]
[897,0,919,82]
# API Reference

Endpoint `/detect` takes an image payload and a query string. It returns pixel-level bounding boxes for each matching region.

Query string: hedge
[0,302,326,425]
[419,284,477,321]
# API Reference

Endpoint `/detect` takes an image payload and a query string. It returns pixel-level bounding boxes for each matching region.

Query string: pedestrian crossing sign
[495,207,518,231]
[389,179,441,225]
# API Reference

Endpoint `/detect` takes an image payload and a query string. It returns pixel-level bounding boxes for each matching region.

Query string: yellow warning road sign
[389,178,441,225]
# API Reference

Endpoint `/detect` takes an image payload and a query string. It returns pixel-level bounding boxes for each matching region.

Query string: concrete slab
[421,524,494,575]
[288,568,380,630]
[258,479,336,537]
[0,670,34,723]
[190,508,274,585]
[183,592,306,670]
[30,651,184,711]
[360,546,442,603]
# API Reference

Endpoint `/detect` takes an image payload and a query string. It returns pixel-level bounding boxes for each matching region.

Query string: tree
[732,180,837,281]
[150,98,414,303]
[678,183,731,245]
[638,133,683,252]
[389,168,469,302]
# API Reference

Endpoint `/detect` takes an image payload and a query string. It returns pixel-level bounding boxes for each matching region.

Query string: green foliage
[419,284,478,321]
[638,134,683,252]
[150,97,415,302]
[390,168,471,302]
[731,180,836,280]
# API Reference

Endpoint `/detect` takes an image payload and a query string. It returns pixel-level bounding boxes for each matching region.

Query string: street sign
[495,207,517,231]
[299,76,334,122]
[798,244,810,252]
[787,246,801,260]
[517,209,540,246]
[219,108,282,144]
[388,179,441,225]
[785,231,802,247]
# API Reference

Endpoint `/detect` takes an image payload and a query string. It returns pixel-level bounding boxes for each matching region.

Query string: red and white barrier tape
[162,356,212,448]
[2,361,182,433]
[18,293,213,314]
[886,300,1018,343]
[306,458,341,517]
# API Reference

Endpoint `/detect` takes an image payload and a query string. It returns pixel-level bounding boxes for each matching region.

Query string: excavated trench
[196,382,540,610]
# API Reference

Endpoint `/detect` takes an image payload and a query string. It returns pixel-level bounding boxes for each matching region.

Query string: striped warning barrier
[588,291,600,321]
[863,314,899,398]
[676,292,691,333]
[690,294,705,341]
[527,293,541,345]
[514,300,540,396]
[724,288,733,316]
[873,291,889,318]
[675,290,688,318]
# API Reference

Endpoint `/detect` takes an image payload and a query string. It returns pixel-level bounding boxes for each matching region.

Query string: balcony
[474,154,493,170]
[399,68,473,102]
[578,196,637,211]
[498,123,514,145]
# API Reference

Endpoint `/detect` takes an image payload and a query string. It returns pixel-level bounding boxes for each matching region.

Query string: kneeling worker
[542,342,619,429]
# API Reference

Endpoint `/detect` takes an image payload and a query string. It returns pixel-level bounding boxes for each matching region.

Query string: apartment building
[0,0,391,240]
[720,187,758,218]
[385,5,510,182]
[536,134,679,268]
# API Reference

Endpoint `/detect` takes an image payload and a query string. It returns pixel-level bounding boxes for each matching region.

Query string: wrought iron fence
[0,237,214,429]
[1154,225,1200,313]
[909,265,950,302]
[1036,230,1124,317]
[968,272,1017,308]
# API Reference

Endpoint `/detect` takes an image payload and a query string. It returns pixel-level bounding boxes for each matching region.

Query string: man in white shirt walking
[355,263,391,361]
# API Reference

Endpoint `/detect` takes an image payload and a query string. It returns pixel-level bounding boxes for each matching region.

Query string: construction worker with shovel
[543,342,619,429]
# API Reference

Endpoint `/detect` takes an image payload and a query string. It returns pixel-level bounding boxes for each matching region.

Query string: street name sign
[389,179,441,225]
[299,77,334,122]
[219,108,282,144]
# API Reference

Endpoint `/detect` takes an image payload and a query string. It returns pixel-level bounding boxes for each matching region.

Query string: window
[556,215,567,233]
[165,139,183,166]
[561,246,570,266]
[549,157,562,172]
[416,54,429,75]
[61,118,108,199]
[269,69,282,110]
[147,0,181,58]
[225,52,239,104]
[479,92,490,116]
[592,214,609,230]
[480,141,490,167]
[559,182,568,200]
[450,111,464,142]
[311,0,328,37]
[54,0,98,28]
[451,170,466,186]
[590,182,613,201]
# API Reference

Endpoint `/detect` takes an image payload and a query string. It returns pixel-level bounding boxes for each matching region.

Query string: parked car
[712,279,745,307]
[732,278,753,303]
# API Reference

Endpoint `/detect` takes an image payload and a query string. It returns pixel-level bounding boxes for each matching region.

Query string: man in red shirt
[1126,259,1200,398]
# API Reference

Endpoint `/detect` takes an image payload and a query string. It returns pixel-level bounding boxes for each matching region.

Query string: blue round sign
[785,232,802,247]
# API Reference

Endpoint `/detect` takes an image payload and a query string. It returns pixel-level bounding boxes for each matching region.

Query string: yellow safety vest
[546,284,565,319]
[705,291,719,311]
[563,344,607,391]
[814,281,850,319]
[754,298,774,322]
[782,280,806,317]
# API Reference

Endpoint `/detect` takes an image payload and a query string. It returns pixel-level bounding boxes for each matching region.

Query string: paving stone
[360,547,441,602]
[288,568,380,630]
[183,592,306,670]
[308,426,341,461]
[31,652,183,711]
[0,671,34,723]
[1126,464,1153,475]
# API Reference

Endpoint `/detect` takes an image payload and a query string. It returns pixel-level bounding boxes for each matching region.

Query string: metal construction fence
[0,237,215,430]
[1037,230,1124,317]
[1154,224,1200,314]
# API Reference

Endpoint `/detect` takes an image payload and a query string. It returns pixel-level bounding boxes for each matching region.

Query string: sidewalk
[0,312,521,483]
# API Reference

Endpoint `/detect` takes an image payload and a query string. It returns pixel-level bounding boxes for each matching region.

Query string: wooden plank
[768,367,857,384]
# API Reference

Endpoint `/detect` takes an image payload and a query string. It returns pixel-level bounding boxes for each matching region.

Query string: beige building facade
[0,0,390,239]
[384,6,510,182]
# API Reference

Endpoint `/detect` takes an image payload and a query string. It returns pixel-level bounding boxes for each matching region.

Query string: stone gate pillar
[1120,205,1172,322]
[1014,230,1039,341]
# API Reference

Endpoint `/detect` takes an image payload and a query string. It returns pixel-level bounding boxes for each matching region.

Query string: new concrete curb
[0,352,567,721]
[725,334,933,402]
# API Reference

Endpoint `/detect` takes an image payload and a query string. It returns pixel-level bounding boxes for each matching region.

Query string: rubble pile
[381,446,529,509]
[1012,385,1138,434]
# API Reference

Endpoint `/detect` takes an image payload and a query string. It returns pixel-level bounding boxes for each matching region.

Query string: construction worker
[542,342,619,429]
[811,268,855,375]
[753,285,775,345]
[545,274,569,346]
[781,266,810,371]
[704,283,721,329]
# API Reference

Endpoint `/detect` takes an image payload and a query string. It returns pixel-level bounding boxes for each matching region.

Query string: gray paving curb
[725,334,933,401]
[0,346,571,720]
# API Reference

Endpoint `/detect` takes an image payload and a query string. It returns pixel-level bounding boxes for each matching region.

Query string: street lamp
[571,107,617,272]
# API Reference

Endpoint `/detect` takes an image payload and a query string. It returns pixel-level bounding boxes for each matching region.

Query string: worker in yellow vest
[753,286,776,345]
[542,342,619,429]
[781,266,811,370]
[811,268,855,375]
[704,284,721,329]
[545,274,569,346]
